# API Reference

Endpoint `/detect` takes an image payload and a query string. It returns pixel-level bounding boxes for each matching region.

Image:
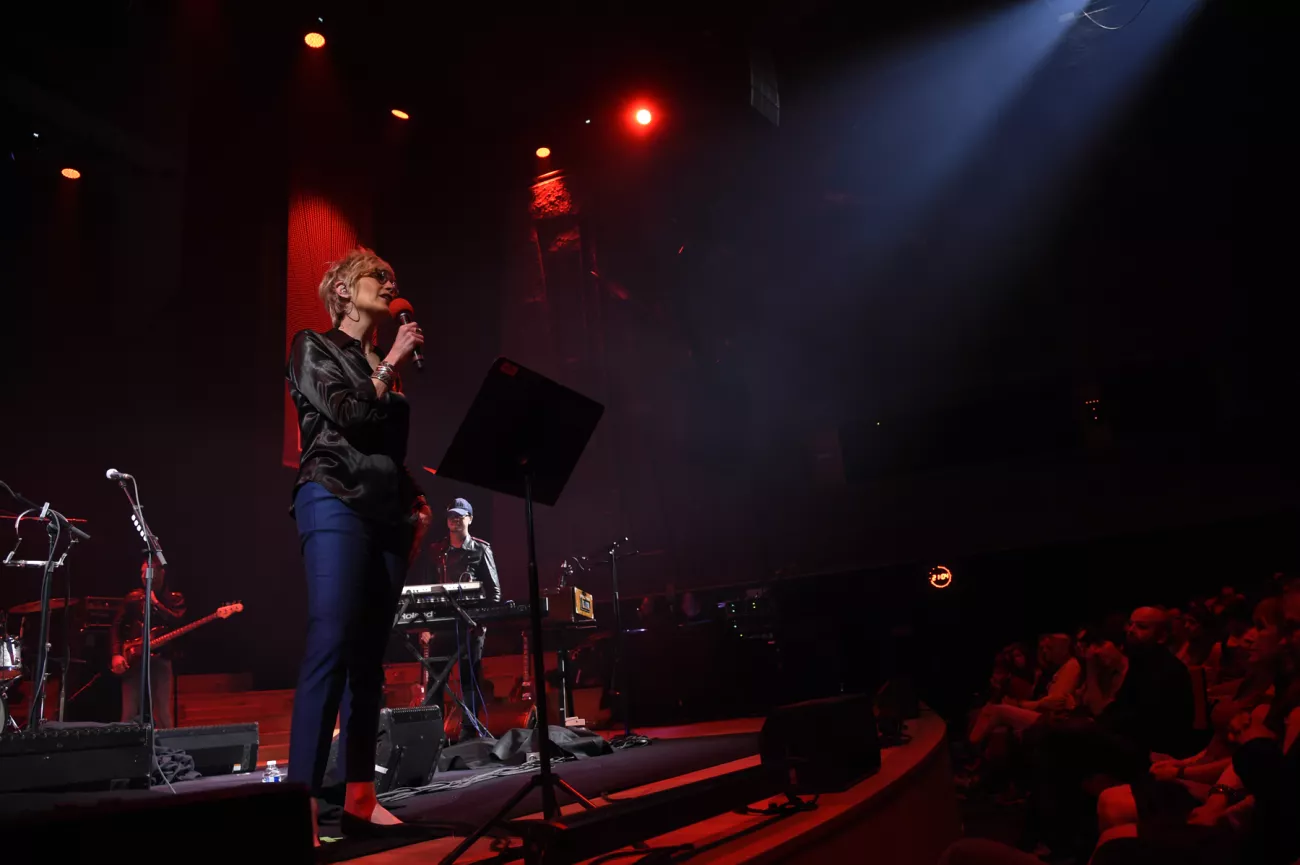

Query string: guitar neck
[151,611,220,648]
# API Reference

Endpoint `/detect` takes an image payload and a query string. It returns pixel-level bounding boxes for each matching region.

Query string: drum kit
[2,487,90,733]
[1,598,79,732]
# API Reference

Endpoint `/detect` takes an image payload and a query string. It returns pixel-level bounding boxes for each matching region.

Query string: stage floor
[1,714,958,865]
[343,711,958,865]
[0,719,766,864]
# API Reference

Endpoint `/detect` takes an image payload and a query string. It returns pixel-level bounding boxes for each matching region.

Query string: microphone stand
[113,477,167,731]
[0,481,89,730]
[600,538,638,740]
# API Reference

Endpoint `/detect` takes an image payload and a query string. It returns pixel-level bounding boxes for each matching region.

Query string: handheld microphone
[106,468,133,481]
[388,298,423,371]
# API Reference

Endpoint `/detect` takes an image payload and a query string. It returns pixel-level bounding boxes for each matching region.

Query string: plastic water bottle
[262,760,283,783]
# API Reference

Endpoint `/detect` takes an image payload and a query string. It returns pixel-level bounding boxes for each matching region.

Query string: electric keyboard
[394,598,598,631]
[399,581,486,606]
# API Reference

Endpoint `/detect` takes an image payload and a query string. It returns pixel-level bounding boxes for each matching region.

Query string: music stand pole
[431,356,605,865]
[524,473,558,814]
[438,473,595,865]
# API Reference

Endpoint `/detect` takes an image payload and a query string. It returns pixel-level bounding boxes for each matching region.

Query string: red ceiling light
[304,32,326,49]
[61,168,81,180]
[634,108,652,126]
[535,147,551,158]
[391,109,410,120]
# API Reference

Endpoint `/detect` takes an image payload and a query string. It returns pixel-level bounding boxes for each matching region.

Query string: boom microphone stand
[600,538,639,740]
[109,471,167,729]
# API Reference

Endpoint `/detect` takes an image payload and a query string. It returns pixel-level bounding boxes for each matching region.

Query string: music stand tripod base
[431,358,604,865]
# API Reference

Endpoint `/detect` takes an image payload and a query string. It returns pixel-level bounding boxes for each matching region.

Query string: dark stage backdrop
[2,2,1294,692]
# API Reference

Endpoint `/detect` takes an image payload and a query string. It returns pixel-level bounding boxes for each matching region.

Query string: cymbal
[0,510,89,523]
[7,598,81,615]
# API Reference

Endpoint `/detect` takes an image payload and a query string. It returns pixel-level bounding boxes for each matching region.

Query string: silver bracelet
[371,362,396,388]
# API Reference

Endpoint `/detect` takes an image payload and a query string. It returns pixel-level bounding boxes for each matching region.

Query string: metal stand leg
[400,632,490,740]
[438,474,595,865]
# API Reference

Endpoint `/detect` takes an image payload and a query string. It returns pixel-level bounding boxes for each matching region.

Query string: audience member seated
[1214,599,1258,684]
[1088,589,1300,864]
[970,634,1081,745]
[1022,609,1194,853]
[988,642,1038,706]
[1175,603,1223,678]
[946,574,1298,864]
[1115,607,1198,756]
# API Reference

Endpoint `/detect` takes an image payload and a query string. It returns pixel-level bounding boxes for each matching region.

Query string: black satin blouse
[287,328,422,527]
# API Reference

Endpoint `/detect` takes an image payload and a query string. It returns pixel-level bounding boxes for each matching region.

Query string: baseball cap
[447,498,473,517]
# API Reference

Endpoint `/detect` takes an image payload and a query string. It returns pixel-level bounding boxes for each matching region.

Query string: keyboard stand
[399,632,492,741]
[395,593,492,740]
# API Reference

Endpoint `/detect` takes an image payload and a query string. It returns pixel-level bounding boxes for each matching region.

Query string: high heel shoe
[338,810,429,838]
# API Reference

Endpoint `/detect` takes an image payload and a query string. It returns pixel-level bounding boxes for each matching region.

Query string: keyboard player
[424,497,500,740]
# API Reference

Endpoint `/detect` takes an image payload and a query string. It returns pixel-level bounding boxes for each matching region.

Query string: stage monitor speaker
[759,693,881,794]
[875,677,920,741]
[3,779,314,864]
[155,723,260,776]
[0,722,152,792]
[324,704,444,793]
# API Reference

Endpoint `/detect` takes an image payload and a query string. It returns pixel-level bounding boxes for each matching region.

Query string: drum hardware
[1,480,90,731]
[1,614,24,732]
[0,666,25,732]
[0,634,22,682]
[0,689,13,732]
[7,597,81,616]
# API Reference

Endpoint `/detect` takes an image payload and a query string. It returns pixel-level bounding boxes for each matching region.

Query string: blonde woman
[286,248,431,840]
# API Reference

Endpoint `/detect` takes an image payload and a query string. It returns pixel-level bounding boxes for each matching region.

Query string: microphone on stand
[388,298,424,371]
[105,468,133,481]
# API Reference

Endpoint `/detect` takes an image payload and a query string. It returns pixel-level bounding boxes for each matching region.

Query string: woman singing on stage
[286,248,431,840]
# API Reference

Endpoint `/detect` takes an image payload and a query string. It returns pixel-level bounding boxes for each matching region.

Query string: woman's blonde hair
[318,247,387,327]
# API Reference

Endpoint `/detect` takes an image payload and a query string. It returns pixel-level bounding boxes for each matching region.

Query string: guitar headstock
[217,602,244,618]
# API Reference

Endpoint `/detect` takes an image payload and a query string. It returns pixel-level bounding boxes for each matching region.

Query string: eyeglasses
[360,269,398,291]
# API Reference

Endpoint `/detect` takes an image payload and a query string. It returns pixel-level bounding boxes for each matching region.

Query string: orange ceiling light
[61,168,81,180]
[304,32,326,49]
[391,109,410,120]
[535,147,551,158]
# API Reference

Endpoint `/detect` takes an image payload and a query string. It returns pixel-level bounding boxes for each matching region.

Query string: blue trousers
[288,483,409,789]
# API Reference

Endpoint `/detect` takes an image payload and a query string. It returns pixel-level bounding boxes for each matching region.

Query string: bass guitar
[117,602,243,673]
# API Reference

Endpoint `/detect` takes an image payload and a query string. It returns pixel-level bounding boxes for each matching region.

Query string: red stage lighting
[61,168,81,180]
[635,108,652,126]
[391,109,410,120]
[304,32,326,49]
[536,147,551,158]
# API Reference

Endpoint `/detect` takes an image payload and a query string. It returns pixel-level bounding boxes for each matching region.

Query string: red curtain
[283,193,357,468]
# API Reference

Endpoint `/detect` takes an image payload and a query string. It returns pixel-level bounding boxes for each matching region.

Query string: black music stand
[434,358,604,865]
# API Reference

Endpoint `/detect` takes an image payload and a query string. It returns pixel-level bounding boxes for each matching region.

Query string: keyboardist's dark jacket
[427,537,501,603]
